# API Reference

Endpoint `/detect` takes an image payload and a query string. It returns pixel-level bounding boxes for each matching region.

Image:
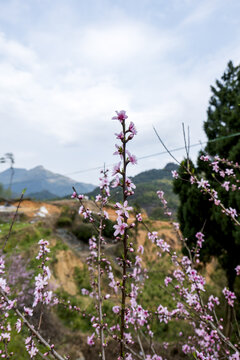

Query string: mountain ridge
[0,166,96,198]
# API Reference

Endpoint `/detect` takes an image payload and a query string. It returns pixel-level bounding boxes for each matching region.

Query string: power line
[64,131,240,176]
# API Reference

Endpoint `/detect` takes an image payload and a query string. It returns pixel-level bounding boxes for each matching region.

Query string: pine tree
[174,61,240,292]
[204,60,240,161]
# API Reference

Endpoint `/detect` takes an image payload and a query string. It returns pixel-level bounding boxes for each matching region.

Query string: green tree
[204,60,240,161]
[174,61,240,292]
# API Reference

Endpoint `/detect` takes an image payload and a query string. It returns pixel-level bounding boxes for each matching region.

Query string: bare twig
[182,123,190,170]
[137,330,145,359]
[152,126,181,166]
[1,191,25,251]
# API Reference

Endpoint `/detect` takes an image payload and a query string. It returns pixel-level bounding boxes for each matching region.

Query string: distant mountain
[88,163,179,220]
[0,166,96,199]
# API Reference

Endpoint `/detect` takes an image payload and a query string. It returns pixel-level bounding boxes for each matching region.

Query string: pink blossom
[229,352,240,360]
[15,319,22,333]
[222,181,230,191]
[35,274,48,290]
[1,332,10,341]
[112,110,128,122]
[135,255,142,266]
[182,344,191,354]
[235,265,240,276]
[136,213,142,222]
[115,200,132,218]
[197,178,210,189]
[137,245,144,254]
[112,175,120,188]
[126,150,137,165]
[44,290,53,305]
[190,176,195,184]
[95,194,102,202]
[43,265,51,279]
[207,295,220,311]
[196,232,205,248]
[112,162,121,176]
[171,170,179,179]
[81,288,89,296]
[157,190,164,199]
[115,131,124,140]
[125,177,136,192]
[222,287,236,307]
[103,210,109,219]
[225,168,234,176]
[128,121,137,135]
[157,304,171,323]
[226,207,238,218]
[173,222,180,230]
[124,332,133,344]
[164,276,172,287]
[71,191,77,198]
[212,161,219,172]
[126,354,133,360]
[25,336,32,345]
[113,144,123,157]
[24,307,33,316]
[28,345,38,358]
[0,277,7,291]
[200,155,209,162]
[113,217,128,236]
[87,333,95,346]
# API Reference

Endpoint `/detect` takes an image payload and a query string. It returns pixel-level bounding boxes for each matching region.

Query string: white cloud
[0,0,240,183]
[80,21,179,66]
[0,32,36,68]
[181,0,220,27]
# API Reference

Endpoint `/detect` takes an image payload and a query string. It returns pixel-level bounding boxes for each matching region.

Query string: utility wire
[1,131,239,188]
[64,131,240,176]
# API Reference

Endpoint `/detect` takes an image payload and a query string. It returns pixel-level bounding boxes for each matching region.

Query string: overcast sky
[0,0,240,185]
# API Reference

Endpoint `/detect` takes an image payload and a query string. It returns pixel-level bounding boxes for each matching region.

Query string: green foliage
[102,218,115,238]
[56,216,73,227]
[83,212,115,239]
[61,205,77,220]
[132,163,178,184]
[55,290,93,332]
[110,179,178,220]
[73,223,97,243]
[139,258,192,341]
[74,265,91,292]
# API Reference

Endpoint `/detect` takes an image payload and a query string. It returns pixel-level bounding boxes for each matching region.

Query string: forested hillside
[88,163,179,219]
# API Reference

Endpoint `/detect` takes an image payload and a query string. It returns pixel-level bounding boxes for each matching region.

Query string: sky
[0,0,240,186]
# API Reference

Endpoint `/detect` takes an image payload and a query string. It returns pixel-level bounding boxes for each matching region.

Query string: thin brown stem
[120,120,128,359]
[98,215,105,360]
[137,330,145,359]
[1,191,24,251]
